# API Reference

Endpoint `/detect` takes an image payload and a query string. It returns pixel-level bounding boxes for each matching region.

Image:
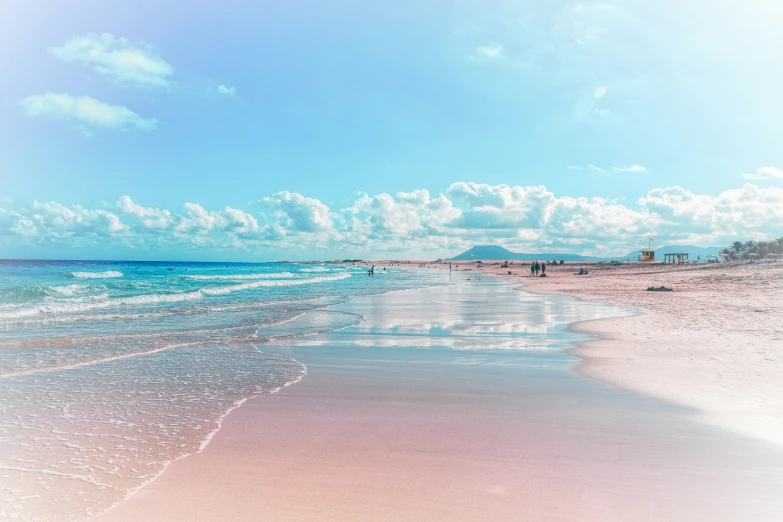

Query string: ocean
[0,260,447,520]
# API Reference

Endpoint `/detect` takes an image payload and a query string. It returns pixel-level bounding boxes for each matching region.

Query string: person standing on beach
[530,263,535,276]
[534,261,540,276]
[541,262,546,276]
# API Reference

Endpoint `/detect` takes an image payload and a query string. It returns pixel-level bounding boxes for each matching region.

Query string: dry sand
[405,259,783,447]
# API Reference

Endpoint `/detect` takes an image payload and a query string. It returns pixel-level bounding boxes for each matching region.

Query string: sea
[0,260,447,520]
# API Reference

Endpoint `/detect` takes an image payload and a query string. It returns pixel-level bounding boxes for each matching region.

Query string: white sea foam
[50,284,88,295]
[185,272,295,280]
[200,272,352,296]
[71,271,123,279]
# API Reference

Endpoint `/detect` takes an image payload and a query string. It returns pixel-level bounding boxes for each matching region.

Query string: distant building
[639,249,656,263]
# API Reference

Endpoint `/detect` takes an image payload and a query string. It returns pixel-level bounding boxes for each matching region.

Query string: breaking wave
[70,271,123,279]
[185,272,295,280]
[0,272,352,320]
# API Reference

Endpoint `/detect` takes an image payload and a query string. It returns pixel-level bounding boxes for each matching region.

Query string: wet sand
[407,260,783,448]
[100,276,783,521]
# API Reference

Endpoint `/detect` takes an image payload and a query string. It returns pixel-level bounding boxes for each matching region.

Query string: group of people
[529,261,546,277]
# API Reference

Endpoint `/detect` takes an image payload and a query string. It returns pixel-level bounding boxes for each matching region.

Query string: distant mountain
[448,244,726,263]
[447,245,602,262]
[620,245,724,261]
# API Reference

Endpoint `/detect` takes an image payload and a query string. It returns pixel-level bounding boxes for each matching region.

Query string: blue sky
[1,0,782,260]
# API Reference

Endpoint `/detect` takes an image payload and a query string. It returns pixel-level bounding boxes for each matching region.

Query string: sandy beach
[412,260,783,448]
[99,273,783,521]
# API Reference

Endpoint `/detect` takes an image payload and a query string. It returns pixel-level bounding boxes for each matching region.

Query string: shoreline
[377,259,783,448]
[99,275,783,521]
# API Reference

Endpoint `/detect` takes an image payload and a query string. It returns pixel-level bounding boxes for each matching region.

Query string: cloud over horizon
[2,181,782,260]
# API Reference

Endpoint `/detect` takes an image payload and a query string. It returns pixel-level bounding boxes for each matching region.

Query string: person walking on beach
[541,262,546,276]
[530,263,535,276]
[534,261,540,276]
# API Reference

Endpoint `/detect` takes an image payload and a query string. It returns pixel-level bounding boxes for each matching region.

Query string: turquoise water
[0,260,447,520]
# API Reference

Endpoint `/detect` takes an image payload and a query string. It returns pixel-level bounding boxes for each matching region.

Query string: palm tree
[744,240,757,253]
[731,241,744,255]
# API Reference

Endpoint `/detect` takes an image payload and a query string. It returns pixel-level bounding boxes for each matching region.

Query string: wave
[50,284,89,295]
[200,272,351,296]
[0,272,352,320]
[70,271,123,279]
[185,272,295,281]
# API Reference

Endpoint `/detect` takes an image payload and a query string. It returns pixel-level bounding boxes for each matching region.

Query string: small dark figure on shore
[534,261,540,276]
[530,263,535,276]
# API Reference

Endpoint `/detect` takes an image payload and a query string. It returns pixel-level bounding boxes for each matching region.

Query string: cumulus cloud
[2,183,782,257]
[741,166,783,181]
[348,189,460,242]
[446,183,554,230]
[50,33,173,88]
[17,201,128,241]
[117,196,173,229]
[264,192,333,233]
[594,85,608,98]
[21,93,157,131]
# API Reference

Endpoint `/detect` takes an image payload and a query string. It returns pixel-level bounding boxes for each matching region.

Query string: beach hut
[638,249,656,263]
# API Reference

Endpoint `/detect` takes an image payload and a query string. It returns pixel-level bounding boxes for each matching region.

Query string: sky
[1,0,782,261]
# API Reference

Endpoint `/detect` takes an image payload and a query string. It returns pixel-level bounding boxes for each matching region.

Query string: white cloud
[587,164,605,173]
[118,196,173,229]
[50,33,173,88]
[348,189,460,243]
[473,43,506,60]
[215,85,237,96]
[21,93,157,131]
[594,85,608,98]
[741,166,783,181]
[264,192,333,233]
[3,182,783,257]
[613,164,649,173]
[446,183,554,230]
[567,165,582,170]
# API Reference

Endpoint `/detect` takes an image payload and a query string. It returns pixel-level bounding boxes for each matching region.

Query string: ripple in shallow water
[0,343,306,521]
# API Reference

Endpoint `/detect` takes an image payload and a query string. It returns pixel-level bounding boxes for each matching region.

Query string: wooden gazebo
[664,253,689,264]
